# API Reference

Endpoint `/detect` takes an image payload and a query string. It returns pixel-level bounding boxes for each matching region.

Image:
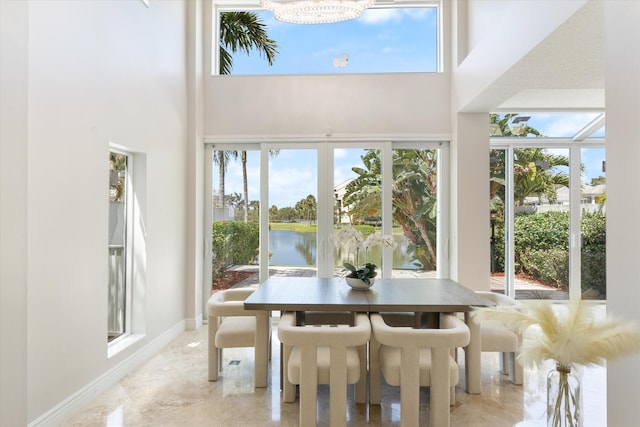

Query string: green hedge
[212,221,259,278]
[494,210,606,294]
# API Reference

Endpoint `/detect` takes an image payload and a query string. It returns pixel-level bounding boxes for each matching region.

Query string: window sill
[108,333,145,359]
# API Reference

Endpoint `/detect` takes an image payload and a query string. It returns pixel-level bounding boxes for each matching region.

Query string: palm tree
[216,12,278,214]
[489,114,571,206]
[343,149,438,269]
[391,149,438,269]
[343,150,382,224]
[295,195,317,226]
[219,12,278,75]
[213,150,238,208]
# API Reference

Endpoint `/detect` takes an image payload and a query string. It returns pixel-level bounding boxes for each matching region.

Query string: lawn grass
[270,222,403,234]
[270,222,317,233]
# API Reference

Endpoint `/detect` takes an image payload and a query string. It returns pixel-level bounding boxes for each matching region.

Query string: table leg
[464,312,482,394]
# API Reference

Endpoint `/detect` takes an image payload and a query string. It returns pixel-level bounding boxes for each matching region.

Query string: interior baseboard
[28,320,186,427]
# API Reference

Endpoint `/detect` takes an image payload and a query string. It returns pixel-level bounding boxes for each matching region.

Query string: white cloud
[528,113,601,137]
[359,9,402,24]
[334,148,348,158]
[268,163,317,207]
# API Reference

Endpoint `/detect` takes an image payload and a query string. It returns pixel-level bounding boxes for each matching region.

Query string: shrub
[353,224,376,237]
[580,211,606,296]
[581,247,606,296]
[212,221,259,278]
[520,248,569,288]
[494,210,606,294]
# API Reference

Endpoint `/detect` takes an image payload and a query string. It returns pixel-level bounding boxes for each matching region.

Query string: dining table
[243,276,494,397]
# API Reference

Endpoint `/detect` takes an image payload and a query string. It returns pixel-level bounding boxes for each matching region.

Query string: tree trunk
[218,151,225,208]
[242,151,248,223]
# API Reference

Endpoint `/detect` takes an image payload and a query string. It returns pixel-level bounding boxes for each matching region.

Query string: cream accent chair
[475,291,523,385]
[278,311,371,427]
[370,312,470,427]
[207,287,271,388]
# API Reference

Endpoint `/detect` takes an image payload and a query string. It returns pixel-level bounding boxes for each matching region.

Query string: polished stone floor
[64,312,606,427]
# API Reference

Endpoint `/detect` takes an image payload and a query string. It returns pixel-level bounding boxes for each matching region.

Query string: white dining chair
[278,311,371,427]
[475,291,524,385]
[370,312,470,427]
[207,287,271,388]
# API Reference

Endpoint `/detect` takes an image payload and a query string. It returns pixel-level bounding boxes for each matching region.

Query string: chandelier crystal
[261,0,374,24]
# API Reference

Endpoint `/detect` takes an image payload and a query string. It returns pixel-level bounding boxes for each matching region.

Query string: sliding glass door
[204,141,449,314]
[490,143,606,300]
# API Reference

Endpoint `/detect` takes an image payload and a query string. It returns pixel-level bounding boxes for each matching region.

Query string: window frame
[203,139,449,318]
[489,137,606,300]
[211,1,442,76]
[108,145,147,358]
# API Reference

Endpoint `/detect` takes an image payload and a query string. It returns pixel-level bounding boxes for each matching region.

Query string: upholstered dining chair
[206,287,271,388]
[369,312,470,427]
[278,311,371,427]
[475,291,524,385]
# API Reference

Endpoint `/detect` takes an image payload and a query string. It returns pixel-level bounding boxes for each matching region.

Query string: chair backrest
[476,291,520,308]
[370,312,470,349]
[207,288,258,317]
[278,311,370,348]
[370,312,470,427]
[279,311,371,427]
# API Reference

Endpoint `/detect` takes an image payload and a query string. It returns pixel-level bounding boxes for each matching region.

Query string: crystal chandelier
[261,0,374,24]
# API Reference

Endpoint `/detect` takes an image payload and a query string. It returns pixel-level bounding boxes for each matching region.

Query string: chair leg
[282,344,296,403]
[464,312,482,394]
[329,347,348,427]
[369,333,382,405]
[400,348,420,427]
[509,352,524,385]
[430,348,451,427]
[355,343,367,404]
[208,316,219,382]
[299,348,318,427]
[500,352,510,375]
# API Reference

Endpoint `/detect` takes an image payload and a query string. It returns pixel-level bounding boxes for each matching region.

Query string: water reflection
[268,229,419,269]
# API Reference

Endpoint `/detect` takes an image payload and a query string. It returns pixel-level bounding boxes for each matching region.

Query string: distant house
[334,179,353,224]
[523,184,606,213]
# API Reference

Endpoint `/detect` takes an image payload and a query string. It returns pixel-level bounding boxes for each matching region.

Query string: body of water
[268,229,419,269]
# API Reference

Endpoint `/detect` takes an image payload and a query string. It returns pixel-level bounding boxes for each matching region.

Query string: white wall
[604,1,640,425]
[204,73,451,138]
[0,1,29,425]
[466,0,507,54]
[1,0,190,423]
[455,0,588,112]
[449,113,490,290]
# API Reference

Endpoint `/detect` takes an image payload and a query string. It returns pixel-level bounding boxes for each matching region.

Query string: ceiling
[473,0,604,112]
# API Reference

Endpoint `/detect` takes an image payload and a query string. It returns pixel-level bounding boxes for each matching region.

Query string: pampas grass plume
[473,299,640,368]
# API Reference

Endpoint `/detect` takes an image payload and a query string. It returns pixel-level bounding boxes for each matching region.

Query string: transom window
[215,5,439,75]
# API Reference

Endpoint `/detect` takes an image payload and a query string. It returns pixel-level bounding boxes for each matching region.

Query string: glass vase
[547,363,581,427]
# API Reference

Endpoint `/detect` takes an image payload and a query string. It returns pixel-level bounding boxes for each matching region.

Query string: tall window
[204,141,448,314]
[108,151,129,341]
[489,113,606,300]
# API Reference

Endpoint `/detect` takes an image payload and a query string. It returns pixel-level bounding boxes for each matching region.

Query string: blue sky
[217,10,606,208]
[228,8,438,75]
[219,148,364,208]
[220,136,605,209]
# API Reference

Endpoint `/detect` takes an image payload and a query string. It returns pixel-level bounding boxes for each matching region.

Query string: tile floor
[63,310,606,427]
